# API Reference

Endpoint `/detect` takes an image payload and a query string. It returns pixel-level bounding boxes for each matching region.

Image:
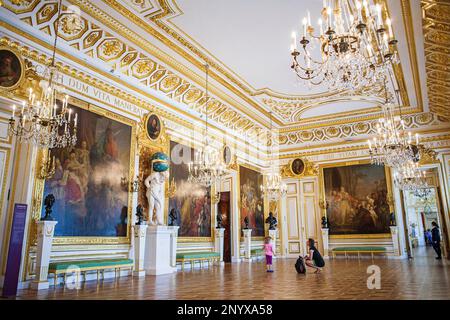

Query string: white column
[269,229,278,258]
[144,225,176,275]
[133,224,147,277]
[390,226,400,256]
[321,228,329,258]
[168,226,179,268]
[242,229,252,260]
[30,220,57,290]
[215,228,225,264]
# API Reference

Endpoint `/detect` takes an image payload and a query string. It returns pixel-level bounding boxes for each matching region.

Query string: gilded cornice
[0,0,269,138]
[114,0,413,124]
[278,112,448,146]
[421,0,450,120]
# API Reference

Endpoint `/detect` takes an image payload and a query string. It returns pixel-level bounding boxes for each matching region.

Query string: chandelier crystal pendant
[188,64,227,189]
[368,78,420,169]
[290,0,399,90]
[8,0,77,149]
[393,160,427,191]
[260,112,287,200]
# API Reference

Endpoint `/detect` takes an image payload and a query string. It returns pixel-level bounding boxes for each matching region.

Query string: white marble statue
[144,170,168,225]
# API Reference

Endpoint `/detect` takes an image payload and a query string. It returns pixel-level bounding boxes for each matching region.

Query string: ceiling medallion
[289,0,399,91]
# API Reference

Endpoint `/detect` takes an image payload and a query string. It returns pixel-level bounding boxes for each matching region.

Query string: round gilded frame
[145,113,163,141]
[290,158,305,176]
[0,46,25,91]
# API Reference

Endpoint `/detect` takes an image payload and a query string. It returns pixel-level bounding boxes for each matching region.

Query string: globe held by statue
[152,152,169,172]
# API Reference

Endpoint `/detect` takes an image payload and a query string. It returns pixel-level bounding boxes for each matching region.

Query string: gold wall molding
[1,0,268,139]
[421,0,450,120]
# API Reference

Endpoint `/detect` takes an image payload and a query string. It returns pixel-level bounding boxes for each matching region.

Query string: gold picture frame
[222,145,232,166]
[290,158,306,176]
[145,112,163,141]
[29,96,137,246]
[319,160,393,239]
[168,137,214,243]
[0,46,25,91]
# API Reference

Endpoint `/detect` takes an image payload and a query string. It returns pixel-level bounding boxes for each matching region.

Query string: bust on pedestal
[242,216,252,260]
[31,194,58,290]
[266,212,278,257]
[321,216,329,258]
[133,205,147,277]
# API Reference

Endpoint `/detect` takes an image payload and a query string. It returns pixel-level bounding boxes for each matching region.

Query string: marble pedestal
[242,229,252,261]
[214,228,225,264]
[31,221,57,290]
[321,228,329,258]
[390,226,400,256]
[144,225,178,275]
[133,224,148,277]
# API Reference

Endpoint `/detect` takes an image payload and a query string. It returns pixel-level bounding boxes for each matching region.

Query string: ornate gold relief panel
[422,0,450,120]
[281,158,318,178]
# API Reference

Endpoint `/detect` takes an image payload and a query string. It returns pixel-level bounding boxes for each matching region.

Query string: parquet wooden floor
[15,247,450,300]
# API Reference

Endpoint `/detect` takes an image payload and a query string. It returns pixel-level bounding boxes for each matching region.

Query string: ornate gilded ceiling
[0,0,447,150]
[421,0,450,120]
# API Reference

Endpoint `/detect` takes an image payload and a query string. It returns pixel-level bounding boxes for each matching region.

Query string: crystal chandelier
[260,112,287,200]
[393,160,427,191]
[290,0,398,90]
[188,64,227,189]
[8,0,77,149]
[368,79,419,169]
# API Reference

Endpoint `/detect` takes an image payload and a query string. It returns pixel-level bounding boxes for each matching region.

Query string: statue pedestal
[144,226,177,275]
[390,226,400,256]
[242,229,252,261]
[321,228,329,258]
[31,221,57,290]
[133,224,148,277]
[214,228,225,264]
[168,226,179,268]
[268,229,278,258]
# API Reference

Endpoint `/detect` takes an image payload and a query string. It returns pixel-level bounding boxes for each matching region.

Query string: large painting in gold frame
[30,97,136,245]
[319,160,392,239]
[168,139,213,242]
[238,164,265,238]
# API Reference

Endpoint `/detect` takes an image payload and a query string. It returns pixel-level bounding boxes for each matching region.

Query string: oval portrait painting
[146,113,161,140]
[0,48,24,90]
[223,145,232,165]
[291,158,305,176]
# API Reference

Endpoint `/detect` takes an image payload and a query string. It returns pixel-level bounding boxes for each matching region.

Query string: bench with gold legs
[176,252,220,270]
[48,258,134,286]
[331,247,387,259]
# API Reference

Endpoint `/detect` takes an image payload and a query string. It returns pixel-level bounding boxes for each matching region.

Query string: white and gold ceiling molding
[278,112,449,146]
[105,0,424,127]
[0,0,268,140]
[421,0,450,120]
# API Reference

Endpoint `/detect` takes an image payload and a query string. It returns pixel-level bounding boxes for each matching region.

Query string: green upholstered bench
[49,258,133,285]
[332,247,387,259]
[176,252,220,270]
[251,248,265,259]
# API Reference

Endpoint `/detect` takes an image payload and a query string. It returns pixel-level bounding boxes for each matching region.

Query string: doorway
[218,192,232,262]
[403,186,443,258]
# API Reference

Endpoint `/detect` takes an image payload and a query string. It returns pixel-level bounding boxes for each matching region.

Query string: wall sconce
[38,150,55,180]
[121,175,140,193]
[212,191,221,204]
[168,178,177,198]
[319,198,328,210]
